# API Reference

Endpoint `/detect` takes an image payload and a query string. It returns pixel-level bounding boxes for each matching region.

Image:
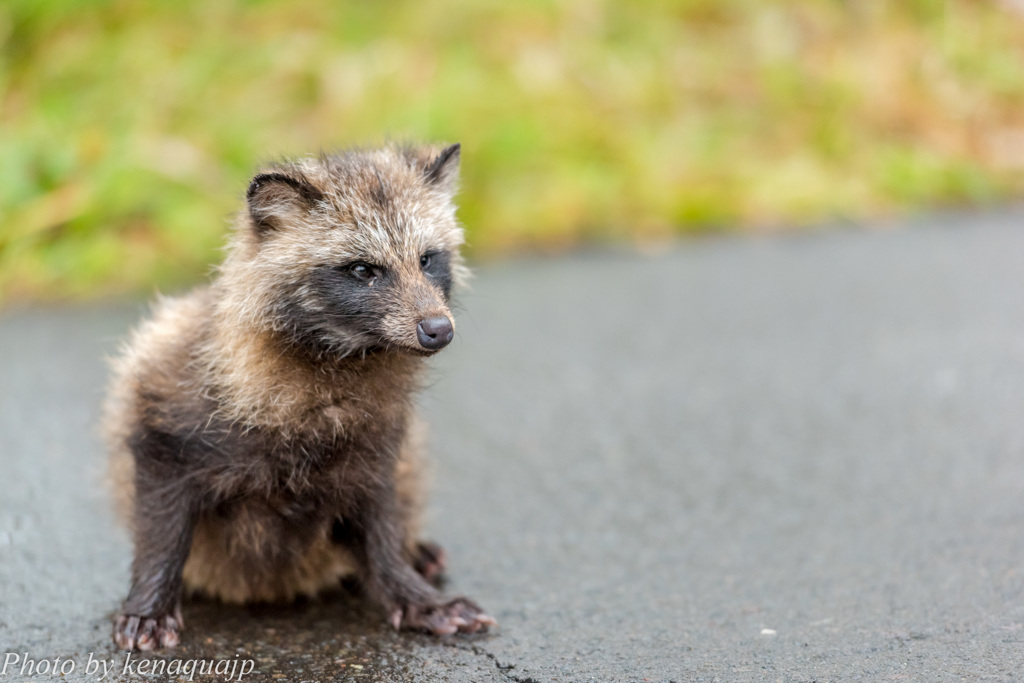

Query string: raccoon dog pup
[103,143,495,651]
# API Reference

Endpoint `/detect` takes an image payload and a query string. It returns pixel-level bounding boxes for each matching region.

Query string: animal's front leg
[113,454,199,650]
[344,485,495,635]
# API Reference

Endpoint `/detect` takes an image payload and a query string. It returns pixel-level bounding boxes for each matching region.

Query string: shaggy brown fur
[103,143,494,651]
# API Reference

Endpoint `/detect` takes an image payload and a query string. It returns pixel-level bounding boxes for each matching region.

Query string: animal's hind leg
[412,541,447,585]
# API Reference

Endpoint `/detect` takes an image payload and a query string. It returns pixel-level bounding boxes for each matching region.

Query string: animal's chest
[196,401,406,505]
[197,432,376,556]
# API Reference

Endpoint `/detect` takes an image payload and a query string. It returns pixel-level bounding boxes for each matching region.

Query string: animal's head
[221,143,470,358]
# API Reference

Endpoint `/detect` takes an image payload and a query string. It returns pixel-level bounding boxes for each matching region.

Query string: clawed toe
[393,597,496,635]
[113,608,183,651]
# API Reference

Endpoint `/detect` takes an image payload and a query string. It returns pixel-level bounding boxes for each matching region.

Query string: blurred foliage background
[2,0,1024,304]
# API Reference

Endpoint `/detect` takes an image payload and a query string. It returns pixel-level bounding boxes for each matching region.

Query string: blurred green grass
[2,0,1024,304]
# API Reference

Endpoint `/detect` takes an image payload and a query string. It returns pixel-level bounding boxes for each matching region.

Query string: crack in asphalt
[445,641,541,683]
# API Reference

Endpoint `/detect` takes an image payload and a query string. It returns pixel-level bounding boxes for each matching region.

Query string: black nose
[416,317,454,350]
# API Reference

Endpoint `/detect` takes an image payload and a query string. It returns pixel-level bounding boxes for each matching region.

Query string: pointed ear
[422,143,461,193]
[246,172,323,234]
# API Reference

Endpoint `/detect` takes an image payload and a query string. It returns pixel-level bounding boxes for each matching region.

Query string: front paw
[113,607,183,650]
[390,597,496,635]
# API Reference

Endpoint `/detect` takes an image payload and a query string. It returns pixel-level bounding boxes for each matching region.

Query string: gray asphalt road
[2,212,1024,682]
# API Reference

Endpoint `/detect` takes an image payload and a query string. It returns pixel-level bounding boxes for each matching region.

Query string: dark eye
[420,253,432,269]
[347,262,378,284]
